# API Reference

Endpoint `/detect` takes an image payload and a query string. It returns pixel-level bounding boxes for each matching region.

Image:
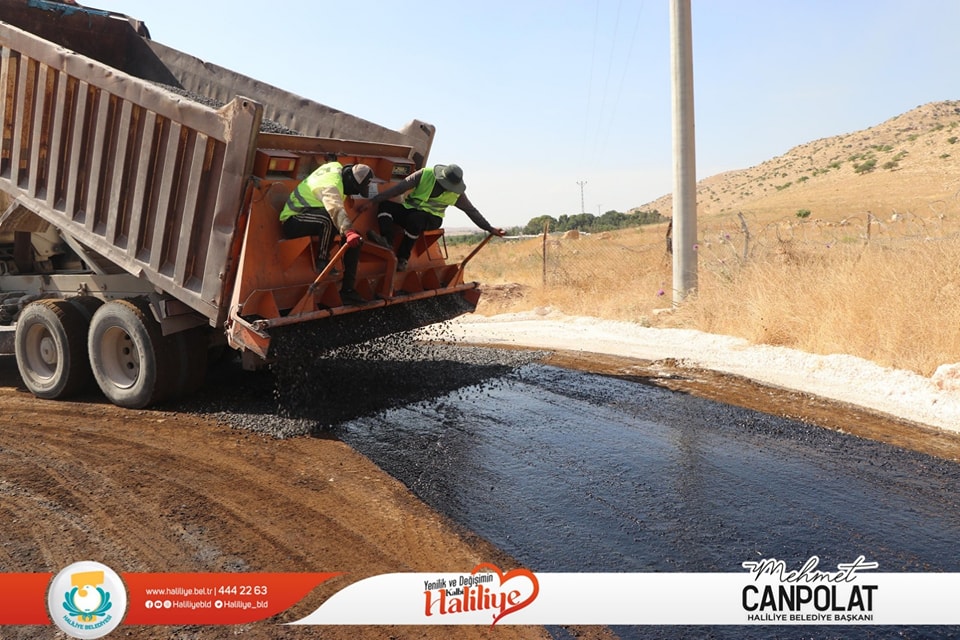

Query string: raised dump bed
[0,0,488,408]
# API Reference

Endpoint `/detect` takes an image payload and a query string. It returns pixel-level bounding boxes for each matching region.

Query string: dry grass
[674,235,960,377]
[453,217,960,378]
[451,225,674,322]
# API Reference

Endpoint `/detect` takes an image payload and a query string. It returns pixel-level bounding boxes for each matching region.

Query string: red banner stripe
[122,572,341,625]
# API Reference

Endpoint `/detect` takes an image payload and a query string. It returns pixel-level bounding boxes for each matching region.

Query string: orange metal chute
[224,165,487,361]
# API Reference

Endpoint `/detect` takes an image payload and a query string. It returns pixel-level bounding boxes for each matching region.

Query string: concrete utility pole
[576,180,587,213]
[670,0,697,304]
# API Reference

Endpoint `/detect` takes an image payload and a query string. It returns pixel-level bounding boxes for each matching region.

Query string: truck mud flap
[0,327,14,356]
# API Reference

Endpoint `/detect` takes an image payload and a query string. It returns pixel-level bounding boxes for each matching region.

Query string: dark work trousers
[281,210,359,291]
[376,200,443,261]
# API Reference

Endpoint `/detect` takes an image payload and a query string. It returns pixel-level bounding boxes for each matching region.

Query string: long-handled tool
[450,232,494,285]
[289,242,351,316]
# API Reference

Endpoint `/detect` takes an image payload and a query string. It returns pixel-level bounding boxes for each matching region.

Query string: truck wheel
[88,298,173,409]
[14,299,91,399]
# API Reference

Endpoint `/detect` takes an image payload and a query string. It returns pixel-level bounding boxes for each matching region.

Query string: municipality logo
[48,561,127,639]
[423,562,540,626]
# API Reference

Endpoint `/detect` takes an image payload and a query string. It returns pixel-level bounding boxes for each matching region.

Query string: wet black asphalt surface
[187,337,960,639]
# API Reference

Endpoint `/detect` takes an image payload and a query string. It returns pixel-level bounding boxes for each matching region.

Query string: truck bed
[0,1,488,408]
[0,0,436,327]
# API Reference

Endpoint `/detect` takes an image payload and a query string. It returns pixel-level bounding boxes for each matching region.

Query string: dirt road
[0,354,614,640]
[3,338,957,640]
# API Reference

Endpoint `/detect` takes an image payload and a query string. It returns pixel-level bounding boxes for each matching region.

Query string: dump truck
[0,0,489,408]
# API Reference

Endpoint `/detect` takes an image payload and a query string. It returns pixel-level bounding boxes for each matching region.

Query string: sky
[79,0,960,230]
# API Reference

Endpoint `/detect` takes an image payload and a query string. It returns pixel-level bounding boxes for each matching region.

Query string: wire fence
[520,211,960,290]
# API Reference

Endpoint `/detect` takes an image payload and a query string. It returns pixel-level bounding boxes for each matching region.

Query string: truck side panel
[138,39,436,166]
[0,22,259,325]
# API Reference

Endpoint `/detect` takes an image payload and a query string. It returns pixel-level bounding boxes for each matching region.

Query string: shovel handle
[307,242,350,293]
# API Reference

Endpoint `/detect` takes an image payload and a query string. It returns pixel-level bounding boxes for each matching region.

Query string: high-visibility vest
[404,167,458,218]
[280,162,344,221]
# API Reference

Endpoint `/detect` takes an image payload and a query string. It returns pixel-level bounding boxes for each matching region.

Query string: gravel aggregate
[170,318,547,438]
[156,83,300,134]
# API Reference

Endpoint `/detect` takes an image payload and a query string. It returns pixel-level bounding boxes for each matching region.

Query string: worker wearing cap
[358,163,506,271]
[280,161,372,305]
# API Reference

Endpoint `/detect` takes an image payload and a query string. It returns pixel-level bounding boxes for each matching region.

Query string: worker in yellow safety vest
[280,161,373,305]
[357,164,505,271]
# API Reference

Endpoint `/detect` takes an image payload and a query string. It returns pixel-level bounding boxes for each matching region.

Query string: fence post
[542,220,550,286]
[738,211,750,262]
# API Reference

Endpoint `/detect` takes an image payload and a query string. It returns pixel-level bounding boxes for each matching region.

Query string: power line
[580,0,601,168]
[591,0,623,160]
[597,1,646,156]
[580,1,647,163]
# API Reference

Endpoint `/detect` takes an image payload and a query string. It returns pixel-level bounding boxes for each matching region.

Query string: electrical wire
[596,1,645,159]
[580,0,602,169]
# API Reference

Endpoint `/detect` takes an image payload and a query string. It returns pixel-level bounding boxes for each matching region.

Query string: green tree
[523,215,558,235]
[596,210,629,230]
[631,209,664,225]
[560,213,596,231]
[522,208,664,235]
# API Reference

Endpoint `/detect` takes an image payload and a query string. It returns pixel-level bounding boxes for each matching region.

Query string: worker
[358,163,506,271]
[280,161,373,305]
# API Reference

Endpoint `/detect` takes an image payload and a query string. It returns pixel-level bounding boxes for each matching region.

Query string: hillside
[635,100,960,223]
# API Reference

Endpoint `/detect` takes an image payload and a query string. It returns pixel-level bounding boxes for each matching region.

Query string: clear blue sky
[83,1,960,230]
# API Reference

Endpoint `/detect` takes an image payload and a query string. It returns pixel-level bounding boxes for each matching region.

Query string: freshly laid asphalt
[183,337,960,639]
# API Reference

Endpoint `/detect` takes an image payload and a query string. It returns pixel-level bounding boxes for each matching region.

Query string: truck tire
[88,298,174,409]
[14,299,91,399]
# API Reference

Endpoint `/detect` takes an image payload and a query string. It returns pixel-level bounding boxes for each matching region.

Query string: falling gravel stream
[187,334,960,639]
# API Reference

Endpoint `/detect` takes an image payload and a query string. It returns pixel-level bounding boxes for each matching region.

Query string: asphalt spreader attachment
[267,293,478,362]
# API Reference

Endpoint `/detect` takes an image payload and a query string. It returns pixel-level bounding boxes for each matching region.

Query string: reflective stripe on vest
[279,162,344,221]
[403,167,458,218]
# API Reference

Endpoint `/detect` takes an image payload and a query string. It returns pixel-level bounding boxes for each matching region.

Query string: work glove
[344,229,362,248]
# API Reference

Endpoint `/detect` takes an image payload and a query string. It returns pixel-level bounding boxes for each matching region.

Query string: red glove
[344,229,362,248]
